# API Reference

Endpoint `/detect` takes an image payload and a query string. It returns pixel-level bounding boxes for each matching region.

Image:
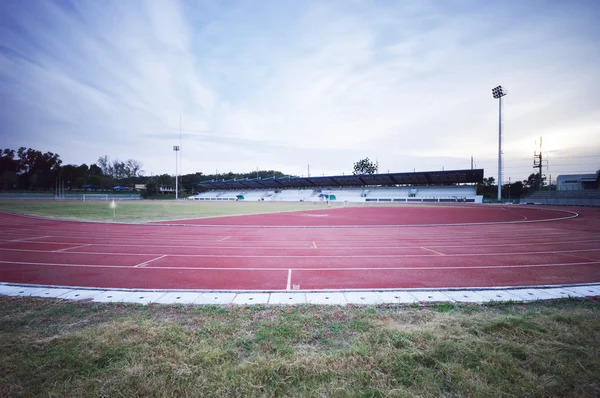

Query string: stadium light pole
[173,145,180,199]
[492,85,507,202]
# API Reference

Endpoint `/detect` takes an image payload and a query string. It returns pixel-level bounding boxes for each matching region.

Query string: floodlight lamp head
[492,85,507,99]
[173,145,180,151]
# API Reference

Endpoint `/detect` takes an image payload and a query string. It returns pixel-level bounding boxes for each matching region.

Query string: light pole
[492,85,507,202]
[173,145,180,199]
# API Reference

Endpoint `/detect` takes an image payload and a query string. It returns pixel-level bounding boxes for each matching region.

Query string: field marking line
[421,247,445,256]
[286,269,292,290]
[134,255,167,268]
[1,259,599,271]
[217,236,231,242]
[52,244,92,253]
[312,241,317,248]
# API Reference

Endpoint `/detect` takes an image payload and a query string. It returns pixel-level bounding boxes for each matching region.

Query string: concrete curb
[1,282,599,305]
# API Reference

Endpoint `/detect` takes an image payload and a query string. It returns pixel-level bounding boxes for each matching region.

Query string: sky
[1,0,599,183]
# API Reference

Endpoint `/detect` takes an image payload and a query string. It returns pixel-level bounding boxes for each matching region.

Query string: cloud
[0,0,598,181]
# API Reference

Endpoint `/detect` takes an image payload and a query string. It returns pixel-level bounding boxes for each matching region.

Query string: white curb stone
[60,290,105,300]
[269,293,307,304]
[376,291,418,303]
[504,288,559,301]
[343,291,384,305]
[474,290,524,302]
[153,292,204,304]
[442,290,489,303]
[232,293,270,305]
[92,291,138,303]
[306,292,347,305]
[195,292,237,305]
[1,283,599,305]
[29,288,74,299]
[408,291,452,303]
[563,285,600,297]
[122,292,167,304]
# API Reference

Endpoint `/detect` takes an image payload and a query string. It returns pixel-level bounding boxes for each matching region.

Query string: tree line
[0,148,145,191]
[0,147,292,196]
[0,147,551,198]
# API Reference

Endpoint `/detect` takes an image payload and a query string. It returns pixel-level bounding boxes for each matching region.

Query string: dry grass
[1,297,599,397]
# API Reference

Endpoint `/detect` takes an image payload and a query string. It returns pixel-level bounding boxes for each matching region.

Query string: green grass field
[0,200,335,223]
[1,297,599,397]
[0,199,465,223]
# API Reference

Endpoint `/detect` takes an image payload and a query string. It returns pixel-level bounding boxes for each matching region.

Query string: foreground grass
[1,297,599,397]
[0,200,335,223]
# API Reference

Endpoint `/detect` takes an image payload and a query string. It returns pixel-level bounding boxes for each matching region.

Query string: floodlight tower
[492,85,507,202]
[173,145,180,199]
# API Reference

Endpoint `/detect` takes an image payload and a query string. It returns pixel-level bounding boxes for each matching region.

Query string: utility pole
[471,156,474,170]
[307,164,310,177]
[533,137,543,190]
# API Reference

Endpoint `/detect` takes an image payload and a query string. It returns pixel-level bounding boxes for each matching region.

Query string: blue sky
[1,0,599,182]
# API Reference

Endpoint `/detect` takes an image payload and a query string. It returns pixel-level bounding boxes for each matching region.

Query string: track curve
[0,205,599,291]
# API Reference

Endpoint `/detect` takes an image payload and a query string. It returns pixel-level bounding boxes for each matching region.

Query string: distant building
[557,172,599,191]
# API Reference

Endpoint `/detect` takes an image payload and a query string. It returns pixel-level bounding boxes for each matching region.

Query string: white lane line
[421,247,445,256]
[0,236,598,250]
[2,235,51,243]
[286,269,292,290]
[52,244,92,253]
[218,236,231,242]
[1,260,599,271]
[134,255,167,268]
[1,247,600,258]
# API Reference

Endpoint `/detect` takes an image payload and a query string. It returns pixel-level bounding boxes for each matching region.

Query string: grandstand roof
[194,169,484,190]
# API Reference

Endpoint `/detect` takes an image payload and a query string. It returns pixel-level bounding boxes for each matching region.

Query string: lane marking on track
[286,269,292,290]
[134,255,167,268]
[312,241,317,248]
[52,244,92,253]
[1,236,599,249]
[2,247,600,258]
[421,247,445,256]
[558,252,599,262]
[1,260,599,271]
[0,235,51,244]
[218,236,231,242]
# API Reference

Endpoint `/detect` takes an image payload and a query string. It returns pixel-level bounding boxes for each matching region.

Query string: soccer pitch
[0,200,336,223]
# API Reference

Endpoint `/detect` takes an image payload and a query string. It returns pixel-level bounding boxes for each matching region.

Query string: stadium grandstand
[189,169,484,203]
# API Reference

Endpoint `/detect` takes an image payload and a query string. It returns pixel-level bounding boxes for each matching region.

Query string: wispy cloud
[1,0,598,181]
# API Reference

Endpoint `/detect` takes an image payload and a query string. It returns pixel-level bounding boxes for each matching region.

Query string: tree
[353,158,377,175]
[126,159,144,178]
[89,164,103,176]
[97,155,113,177]
[0,149,19,174]
[16,147,62,190]
[0,171,18,190]
[524,173,545,189]
[481,177,496,187]
[141,180,158,198]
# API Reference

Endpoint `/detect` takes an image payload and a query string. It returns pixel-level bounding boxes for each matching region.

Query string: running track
[0,205,599,291]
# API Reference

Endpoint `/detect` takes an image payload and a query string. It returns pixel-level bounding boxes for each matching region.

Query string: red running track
[0,205,599,291]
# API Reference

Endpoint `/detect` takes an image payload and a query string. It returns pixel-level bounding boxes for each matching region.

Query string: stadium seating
[188,185,481,203]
